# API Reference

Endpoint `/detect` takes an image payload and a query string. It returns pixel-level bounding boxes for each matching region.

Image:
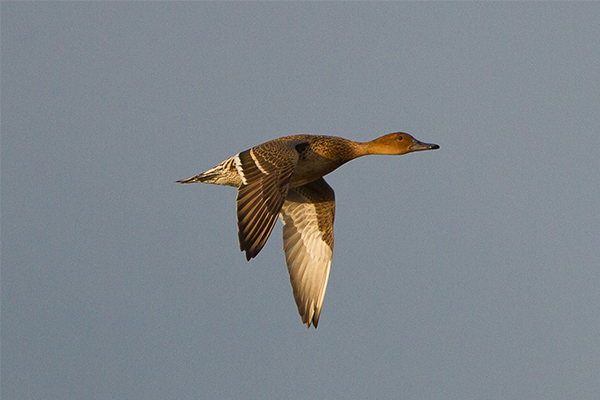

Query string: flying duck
[177,132,439,328]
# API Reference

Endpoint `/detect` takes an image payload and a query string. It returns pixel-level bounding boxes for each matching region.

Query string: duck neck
[353,139,386,157]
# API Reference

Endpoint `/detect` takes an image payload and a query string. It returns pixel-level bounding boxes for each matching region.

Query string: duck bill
[410,140,440,152]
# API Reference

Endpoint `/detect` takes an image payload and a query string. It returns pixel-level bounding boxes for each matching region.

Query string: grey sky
[2,3,600,399]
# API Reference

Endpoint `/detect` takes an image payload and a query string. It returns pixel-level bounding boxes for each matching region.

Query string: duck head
[364,132,440,156]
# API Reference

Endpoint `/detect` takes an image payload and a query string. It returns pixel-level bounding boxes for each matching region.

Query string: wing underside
[280,178,335,328]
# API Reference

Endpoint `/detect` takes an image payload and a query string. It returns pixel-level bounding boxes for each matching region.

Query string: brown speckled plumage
[177,132,439,328]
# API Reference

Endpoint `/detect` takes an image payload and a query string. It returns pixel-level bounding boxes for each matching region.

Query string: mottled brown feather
[236,147,298,259]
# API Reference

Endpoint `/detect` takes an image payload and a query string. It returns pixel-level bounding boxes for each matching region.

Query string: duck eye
[397,136,403,141]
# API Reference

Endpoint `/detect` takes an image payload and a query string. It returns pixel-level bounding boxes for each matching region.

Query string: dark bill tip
[410,140,440,152]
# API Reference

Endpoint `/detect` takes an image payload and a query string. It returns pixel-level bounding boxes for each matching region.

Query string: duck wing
[280,177,335,328]
[235,145,298,260]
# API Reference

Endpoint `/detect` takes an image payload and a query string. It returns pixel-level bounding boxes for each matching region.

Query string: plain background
[2,3,599,399]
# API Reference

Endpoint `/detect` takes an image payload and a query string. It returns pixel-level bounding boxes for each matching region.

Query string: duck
[177,132,439,328]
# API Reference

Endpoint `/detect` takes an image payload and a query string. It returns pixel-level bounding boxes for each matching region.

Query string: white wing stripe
[249,148,270,175]
[233,153,247,185]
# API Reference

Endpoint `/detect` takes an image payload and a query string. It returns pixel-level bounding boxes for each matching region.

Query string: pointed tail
[176,173,214,184]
